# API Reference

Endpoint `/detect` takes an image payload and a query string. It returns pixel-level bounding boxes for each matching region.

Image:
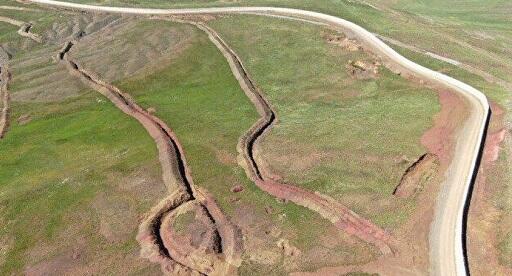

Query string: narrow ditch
[183,19,396,255]
[393,153,439,198]
[0,18,42,140]
[58,40,235,275]
[0,64,10,139]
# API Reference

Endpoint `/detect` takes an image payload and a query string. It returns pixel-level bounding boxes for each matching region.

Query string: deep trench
[191,21,395,255]
[59,40,222,274]
[215,30,276,181]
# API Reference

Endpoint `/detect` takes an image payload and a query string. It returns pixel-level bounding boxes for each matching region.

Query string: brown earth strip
[57,40,241,275]
[0,15,42,140]
[393,153,439,198]
[0,64,10,139]
[0,16,42,43]
[165,17,396,256]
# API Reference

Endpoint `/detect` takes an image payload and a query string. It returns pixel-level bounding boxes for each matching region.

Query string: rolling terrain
[0,0,509,275]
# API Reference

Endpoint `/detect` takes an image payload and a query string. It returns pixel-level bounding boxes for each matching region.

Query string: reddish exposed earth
[0,64,10,139]
[421,89,468,167]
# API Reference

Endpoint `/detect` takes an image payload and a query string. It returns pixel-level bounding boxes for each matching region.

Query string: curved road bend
[27,1,490,275]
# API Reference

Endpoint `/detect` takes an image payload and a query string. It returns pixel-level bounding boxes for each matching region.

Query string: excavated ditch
[0,64,10,139]
[393,153,440,198]
[58,40,240,275]
[17,23,42,43]
[0,16,42,43]
[180,20,396,256]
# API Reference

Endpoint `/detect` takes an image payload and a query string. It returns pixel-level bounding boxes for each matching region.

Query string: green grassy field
[1,12,379,274]
[116,23,377,273]
[65,0,512,85]
[0,90,164,274]
[2,0,511,273]
[210,15,439,228]
[0,23,18,44]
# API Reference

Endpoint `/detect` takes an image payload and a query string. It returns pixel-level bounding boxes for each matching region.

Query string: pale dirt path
[27,1,491,275]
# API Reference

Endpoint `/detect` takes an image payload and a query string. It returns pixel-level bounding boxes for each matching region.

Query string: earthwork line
[160,16,396,256]
[26,1,492,275]
[57,39,241,275]
[0,63,10,139]
[0,17,42,140]
[0,15,42,43]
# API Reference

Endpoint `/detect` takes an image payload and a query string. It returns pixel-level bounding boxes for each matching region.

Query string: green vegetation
[67,0,512,83]
[0,90,163,274]
[210,15,439,228]
[3,0,511,272]
[0,22,18,44]
[390,40,508,106]
[116,24,376,270]
[173,210,196,234]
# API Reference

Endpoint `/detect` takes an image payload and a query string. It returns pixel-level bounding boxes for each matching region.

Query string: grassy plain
[0,90,164,274]
[115,23,377,273]
[3,0,512,273]
[210,15,439,228]
[67,0,512,81]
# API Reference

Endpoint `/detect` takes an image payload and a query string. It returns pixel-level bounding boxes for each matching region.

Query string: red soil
[421,89,467,166]
[468,101,512,276]
[484,102,506,163]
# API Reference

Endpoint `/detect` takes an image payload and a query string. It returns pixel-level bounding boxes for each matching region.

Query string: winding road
[27,1,491,275]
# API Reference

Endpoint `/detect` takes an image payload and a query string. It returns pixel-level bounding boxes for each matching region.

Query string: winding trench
[0,16,43,140]
[57,40,241,275]
[0,15,42,43]
[24,1,493,275]
[171,18,395,255]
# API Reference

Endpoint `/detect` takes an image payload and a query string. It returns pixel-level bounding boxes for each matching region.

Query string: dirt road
[27,1,491,275]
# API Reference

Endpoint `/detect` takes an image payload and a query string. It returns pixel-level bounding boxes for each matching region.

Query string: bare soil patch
[393,153,439,198]
[325,33,361,51]
[16,113,30,125]
[421,89,468,166]
[92,192,138,243]
[346,59,380,79]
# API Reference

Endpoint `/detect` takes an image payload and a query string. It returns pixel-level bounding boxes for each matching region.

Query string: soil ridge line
[58,40,241,275]
[0,64,10,139]
[172,18,396,255]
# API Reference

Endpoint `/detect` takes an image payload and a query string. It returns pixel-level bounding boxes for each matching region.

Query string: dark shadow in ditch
[462,107,491,276]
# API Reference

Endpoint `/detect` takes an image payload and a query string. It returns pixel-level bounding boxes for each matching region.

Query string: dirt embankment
[0,64,10,139]
[0,16,42,43]
[58,40,241,275]
[177,19,395,256]
[393,153,439,198]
